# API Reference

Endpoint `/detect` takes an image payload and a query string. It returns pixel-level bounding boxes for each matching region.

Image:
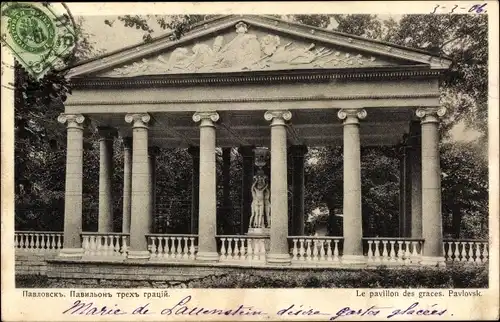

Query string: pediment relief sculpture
[104,22,383,77]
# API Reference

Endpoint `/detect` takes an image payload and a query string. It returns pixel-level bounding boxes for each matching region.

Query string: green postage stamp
[1,2,76,79]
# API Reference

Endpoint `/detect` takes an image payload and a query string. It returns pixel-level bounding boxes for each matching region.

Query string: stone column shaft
[193,112,220,262]
[265,110,292,264]
[338,109,366,263]
[98,127,116,233]
[57,114,86,257]
[188,147,200,234]
[417,107,446,265]
[122,138,132,233]
[125,113,151,259]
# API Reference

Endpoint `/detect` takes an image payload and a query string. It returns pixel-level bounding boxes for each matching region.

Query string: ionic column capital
[337,109,367,125]
[416,107,446,124]
[125,113,151,129]
[122,137,132,149]
[264,110,292,126]
[148,146,161,156]
[57,113,86,129]
[193,111,219,127]
[97,126,117,141]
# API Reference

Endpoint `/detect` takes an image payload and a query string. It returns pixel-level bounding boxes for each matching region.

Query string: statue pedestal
[247,227,270,252]
[247,227,270,236]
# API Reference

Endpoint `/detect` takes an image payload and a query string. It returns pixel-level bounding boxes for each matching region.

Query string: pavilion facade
[16,15,489,269]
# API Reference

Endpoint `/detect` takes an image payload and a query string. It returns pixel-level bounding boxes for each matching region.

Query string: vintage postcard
[1,1,498,321]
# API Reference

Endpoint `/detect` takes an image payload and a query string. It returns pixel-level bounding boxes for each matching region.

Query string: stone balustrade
[147,234,198,261]
[288,236,343,263]
[82,232,129,258]
[363,237,424,264]
[443,239,488,263]
[217,235,269,262]
[15,231,63,253]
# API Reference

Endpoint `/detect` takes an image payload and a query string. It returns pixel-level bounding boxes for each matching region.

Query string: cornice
[69,68,442,89]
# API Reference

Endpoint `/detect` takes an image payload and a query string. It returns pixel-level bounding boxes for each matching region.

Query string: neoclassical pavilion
[21,15,490,272]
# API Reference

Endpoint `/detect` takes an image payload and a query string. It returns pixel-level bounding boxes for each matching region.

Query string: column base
[127,250,151,260]
[419,256,446,267]
[266,253,291,265]
[196,251,220,262]
[58,248,84,258]
[341,255,366,265]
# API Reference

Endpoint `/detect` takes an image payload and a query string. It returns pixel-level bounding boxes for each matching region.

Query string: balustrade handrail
[15,230,63,234]
[81,232,130,236]
[217,235,270,239]
[146,233,198,237]
[288,236,343,240]
[362,237,425,242]
[443,238,488,243]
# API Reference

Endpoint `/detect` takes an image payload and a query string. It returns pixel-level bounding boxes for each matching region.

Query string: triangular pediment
[68,15,452,78]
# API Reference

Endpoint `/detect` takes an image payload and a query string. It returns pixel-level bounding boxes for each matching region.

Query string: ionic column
[97,127,117,233]
[188,146,200,234]
[125,113,151,259]
[193,111,220,262]
[57,113,86,257]
[290,145,308,236]
[409,123,423,238]
[238,146,254,234]
[265,110,292,264]
[149,146,160,233]
[338,108,366,264]
[122,137,132,233]
[416,107,446,266]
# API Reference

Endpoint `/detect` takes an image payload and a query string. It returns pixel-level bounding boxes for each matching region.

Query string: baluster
[367,241,373,262]
[189,237,196,259]
[482,243,488,262]
[299,239,306,261]
[403,241,410,264]
[241,238,247,261]
[107,235,113,256]
[323,240,331,261]
[453,241,460,261]
[233,238,240,260]
[19,234,25,250]
[88,236,95,256]
[227,238,234,260]
[312,240,319,261]
[180,237,187,260]
[28,233,35,252]
[389,241,396,262]
[396,241,403,262]
[97,236,104,256]
[303,239,310,261]
[333,240,340,262]
[292,239,298,260]
[14,234,19,249]
[220,238,227,260]
[121,235,128,256]
[40,234,46,250]
[467,242,474,263]
[112,235,119,255]
[49,234,55,250]
[380,240,387,262]
[373,240,380,263]
[159,236,166,258]
[319,240,326,261]
[33,234,39,251]
[460,242,467,262]
[260,239,266,260]
[82,235,89,255]
[57,234,63,249]
[150,236,157,258]
[173,237,180,259]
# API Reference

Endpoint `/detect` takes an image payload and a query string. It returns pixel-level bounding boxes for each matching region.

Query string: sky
[77,15,481,143]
